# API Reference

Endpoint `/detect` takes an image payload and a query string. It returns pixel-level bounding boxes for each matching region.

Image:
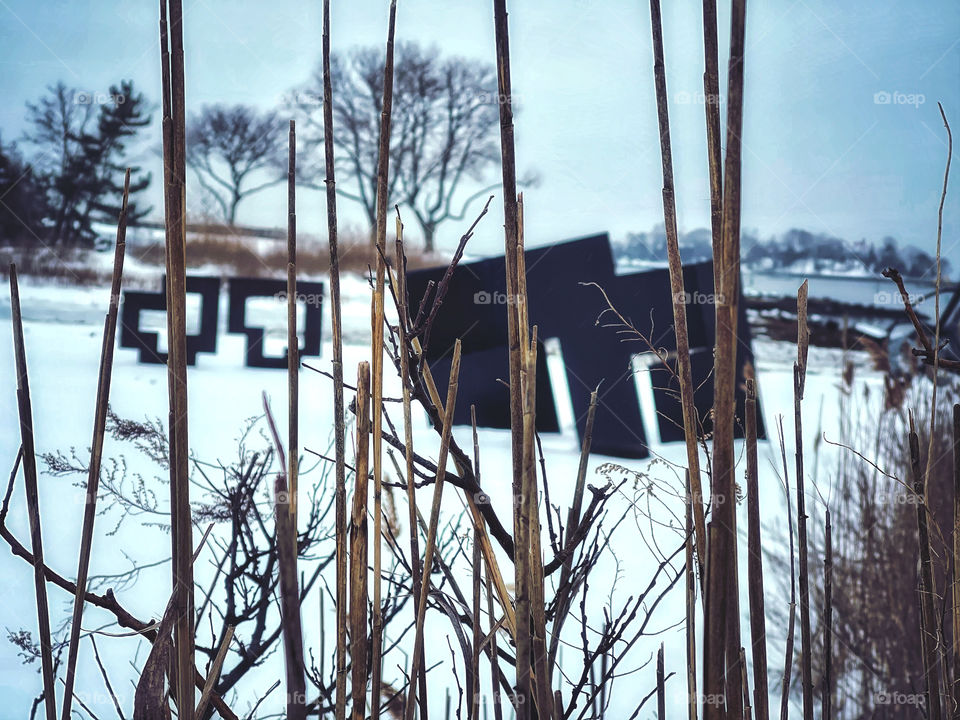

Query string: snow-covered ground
[0,274,887,718]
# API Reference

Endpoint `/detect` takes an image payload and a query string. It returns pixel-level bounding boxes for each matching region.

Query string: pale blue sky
[0,0,957,263]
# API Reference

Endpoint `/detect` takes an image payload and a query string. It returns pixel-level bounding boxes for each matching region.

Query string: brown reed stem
[795,281,814,720]
[648,0,707,589]
[61,169,130,720]
[822,508,832,720]
[321,2,348,715]
[405,342,462,720]
[953,404,960,716]
[705,0,747,715]
[287,119,299,519]
[777,418,797,720]
[745,377,769,720]
[394,214,430,718]
[159,0,194,711]
[910,415,944,720]
[351,363,371,720]
[370,4,397,716]
[9,265,56,720]
[471,408,483,720]
[491,0,525,585]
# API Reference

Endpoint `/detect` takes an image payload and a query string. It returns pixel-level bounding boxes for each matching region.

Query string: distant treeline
[619,225,951,279]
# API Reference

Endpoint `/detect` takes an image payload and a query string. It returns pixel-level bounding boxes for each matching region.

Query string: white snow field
[0,273,884,719]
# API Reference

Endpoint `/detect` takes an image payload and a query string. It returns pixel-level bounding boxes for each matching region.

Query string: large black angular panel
[226,277,324,369]
[422,340,559,432]
[120,276,220,365]
[407,233,764,459]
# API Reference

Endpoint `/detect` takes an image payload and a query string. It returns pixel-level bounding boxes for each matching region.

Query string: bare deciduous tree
[186,104,285,225]
[296,43,528,251]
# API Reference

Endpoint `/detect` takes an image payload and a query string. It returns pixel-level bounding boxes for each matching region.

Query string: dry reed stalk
[492,0,524,533]
[685,475,698,720]
[287,119,299,519]
[369,6,397,716]
[777,418,797,720]
[159,0,195,711]
[486,573,505,720]
[657,643,666,720]
[394,217,430,718]
[547,388,598,670]
[9,266,56,720]
[195,625,235,720]
[822,508,832,720]
[321,1,348,716]
[60,170,130,720]
[522,328,553,720]
[400,321,518,640]
[512,196,530,719]
[264,394,307,720]
[404,341,462,720]
[471,409,483,720]
[705,0,747,715]
[648,0,707,585]
[351,362,371,720]
[745,377,769,720]
[740,648,752,720]
[909,415,944,719]
[794,281,814,720]
[700,0,723,295]
[953,403,960,715]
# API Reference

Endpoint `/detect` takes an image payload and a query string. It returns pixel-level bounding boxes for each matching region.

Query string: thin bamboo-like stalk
[657,643,666,720]
[264,394,307,720]
[351,362,371,720]
[195,625,235,720]
[705,1,747,716]
[745,377,769,720]
[471,408,483,720]
[522,328,553,720]
[369,5,397,716]
[822,508,832,720]
[486,573,505,720]
[685,474,698,720]
[394,217,430,718]
[60,169,130,720]
[547,387,598,671]
[492,0,525,566]
[953,403,960,715]
[9,265,56,720]
[777,418,797,720]
[287,119,299,519]
[700,0,723,296]
[740,647,752,720]
[404,342,462,720]
[159,0,195,711]
[321,0,348,715]
[794,281,814,720]
[910,416,944,720]
[400,321,518,640]
[648,0,707,586]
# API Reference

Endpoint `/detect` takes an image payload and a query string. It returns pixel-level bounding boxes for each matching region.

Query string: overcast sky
[1,0,957,262]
